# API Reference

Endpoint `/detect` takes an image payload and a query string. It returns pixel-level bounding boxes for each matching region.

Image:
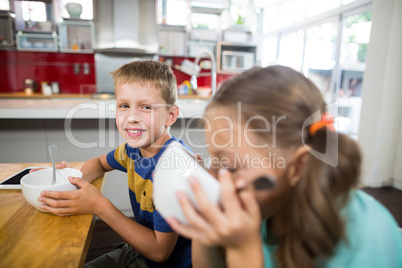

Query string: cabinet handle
[74,63,80,74]
[83,63,90,75]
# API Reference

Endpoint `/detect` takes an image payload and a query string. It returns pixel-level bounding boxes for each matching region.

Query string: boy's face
[115,82,177,151]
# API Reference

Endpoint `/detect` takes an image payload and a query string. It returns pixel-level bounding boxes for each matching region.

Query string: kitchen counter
[0,97,210,119]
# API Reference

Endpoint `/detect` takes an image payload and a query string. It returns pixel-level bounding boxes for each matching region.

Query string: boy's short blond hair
[111,60,177,105]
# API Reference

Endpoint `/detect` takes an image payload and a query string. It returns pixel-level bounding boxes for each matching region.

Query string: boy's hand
[38,176,104,216]
[30,161,73,173]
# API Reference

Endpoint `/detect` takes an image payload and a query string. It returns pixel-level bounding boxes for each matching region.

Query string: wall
[0,50,95,93]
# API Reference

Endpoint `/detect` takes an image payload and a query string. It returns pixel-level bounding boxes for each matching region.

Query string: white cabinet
[59,19,94,53]
[16,31,58,51]
[158,26,187,56]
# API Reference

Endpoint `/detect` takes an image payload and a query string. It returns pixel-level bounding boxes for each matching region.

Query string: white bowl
[196,87,211,97]
[21,168,82,212]
[153,141,221,224]
[36,21,53,32]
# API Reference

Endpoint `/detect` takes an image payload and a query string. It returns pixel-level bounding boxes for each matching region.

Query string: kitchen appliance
[217,41,256,72]
[0,11,16,47]
[221,51,255,72]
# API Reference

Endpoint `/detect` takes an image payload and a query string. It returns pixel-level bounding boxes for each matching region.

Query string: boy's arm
[96,199,178,263]
[80,154,113,183]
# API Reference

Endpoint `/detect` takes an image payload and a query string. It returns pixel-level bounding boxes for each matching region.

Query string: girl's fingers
[188,176,227,227]
[238,189,260,220]
[218,169,243,215]
[176,191,216,236]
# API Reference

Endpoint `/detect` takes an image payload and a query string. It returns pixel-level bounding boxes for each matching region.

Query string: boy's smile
[115,81,178,157]
[125,127,147,137]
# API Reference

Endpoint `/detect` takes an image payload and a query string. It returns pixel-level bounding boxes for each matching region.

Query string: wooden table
[0,163,105,268]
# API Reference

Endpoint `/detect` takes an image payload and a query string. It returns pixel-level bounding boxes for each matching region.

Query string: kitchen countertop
[0,97,210,119]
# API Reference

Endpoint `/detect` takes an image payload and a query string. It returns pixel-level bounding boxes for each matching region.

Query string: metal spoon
[48,144,57,185]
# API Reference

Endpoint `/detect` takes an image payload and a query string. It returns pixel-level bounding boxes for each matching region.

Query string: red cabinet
[0,50,95,93]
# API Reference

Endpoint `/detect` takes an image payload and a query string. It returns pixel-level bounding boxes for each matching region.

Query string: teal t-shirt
[262,190,402,268]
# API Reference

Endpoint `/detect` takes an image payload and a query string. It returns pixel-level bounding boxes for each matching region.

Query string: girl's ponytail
[277,129,362,268]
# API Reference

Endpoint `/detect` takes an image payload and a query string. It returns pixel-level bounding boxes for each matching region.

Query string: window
[262,36,277,66]
[260,0,372,136]
[338,11,371,135]
[0,0,10,10]
[342,0,357,4]
[229,5,247,26]
[306,0,340,18]
[191,13,219,30]
[262,5,280,33]
[22,1,47,22]
[279,0,307,28]
[304,22,338,100]
[157,0,187,26]
[277,30,305,71]
[339,12,371,97]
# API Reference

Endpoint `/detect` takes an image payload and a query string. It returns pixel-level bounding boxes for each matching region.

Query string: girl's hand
[30,161,73,173]
[38,176,104,216]
[166,169,262,250]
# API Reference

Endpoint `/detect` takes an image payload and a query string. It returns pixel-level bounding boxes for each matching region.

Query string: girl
[166,66,402,268]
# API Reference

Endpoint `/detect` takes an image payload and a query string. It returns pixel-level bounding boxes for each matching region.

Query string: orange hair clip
[309,113,335,136]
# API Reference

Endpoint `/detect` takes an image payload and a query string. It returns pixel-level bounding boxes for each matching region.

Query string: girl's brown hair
[111,60,177,105]
[207,66,361,267]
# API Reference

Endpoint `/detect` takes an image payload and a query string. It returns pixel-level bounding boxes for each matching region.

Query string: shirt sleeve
[106,143,128,172]
[153,209,174,233]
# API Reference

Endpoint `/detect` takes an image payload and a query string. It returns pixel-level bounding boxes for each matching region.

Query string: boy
[39,61,192,268]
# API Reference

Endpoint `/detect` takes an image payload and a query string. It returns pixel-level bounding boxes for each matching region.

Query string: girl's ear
[288,146,308,186]
[165,105,179,127]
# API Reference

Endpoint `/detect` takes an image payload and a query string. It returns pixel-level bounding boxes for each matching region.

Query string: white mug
[153,141,221,224]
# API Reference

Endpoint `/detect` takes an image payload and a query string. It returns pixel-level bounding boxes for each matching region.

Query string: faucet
[190,49,217,96]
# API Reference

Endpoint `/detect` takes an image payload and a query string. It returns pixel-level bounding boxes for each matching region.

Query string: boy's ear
[288,146,308,186]
[165,105,179,127]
